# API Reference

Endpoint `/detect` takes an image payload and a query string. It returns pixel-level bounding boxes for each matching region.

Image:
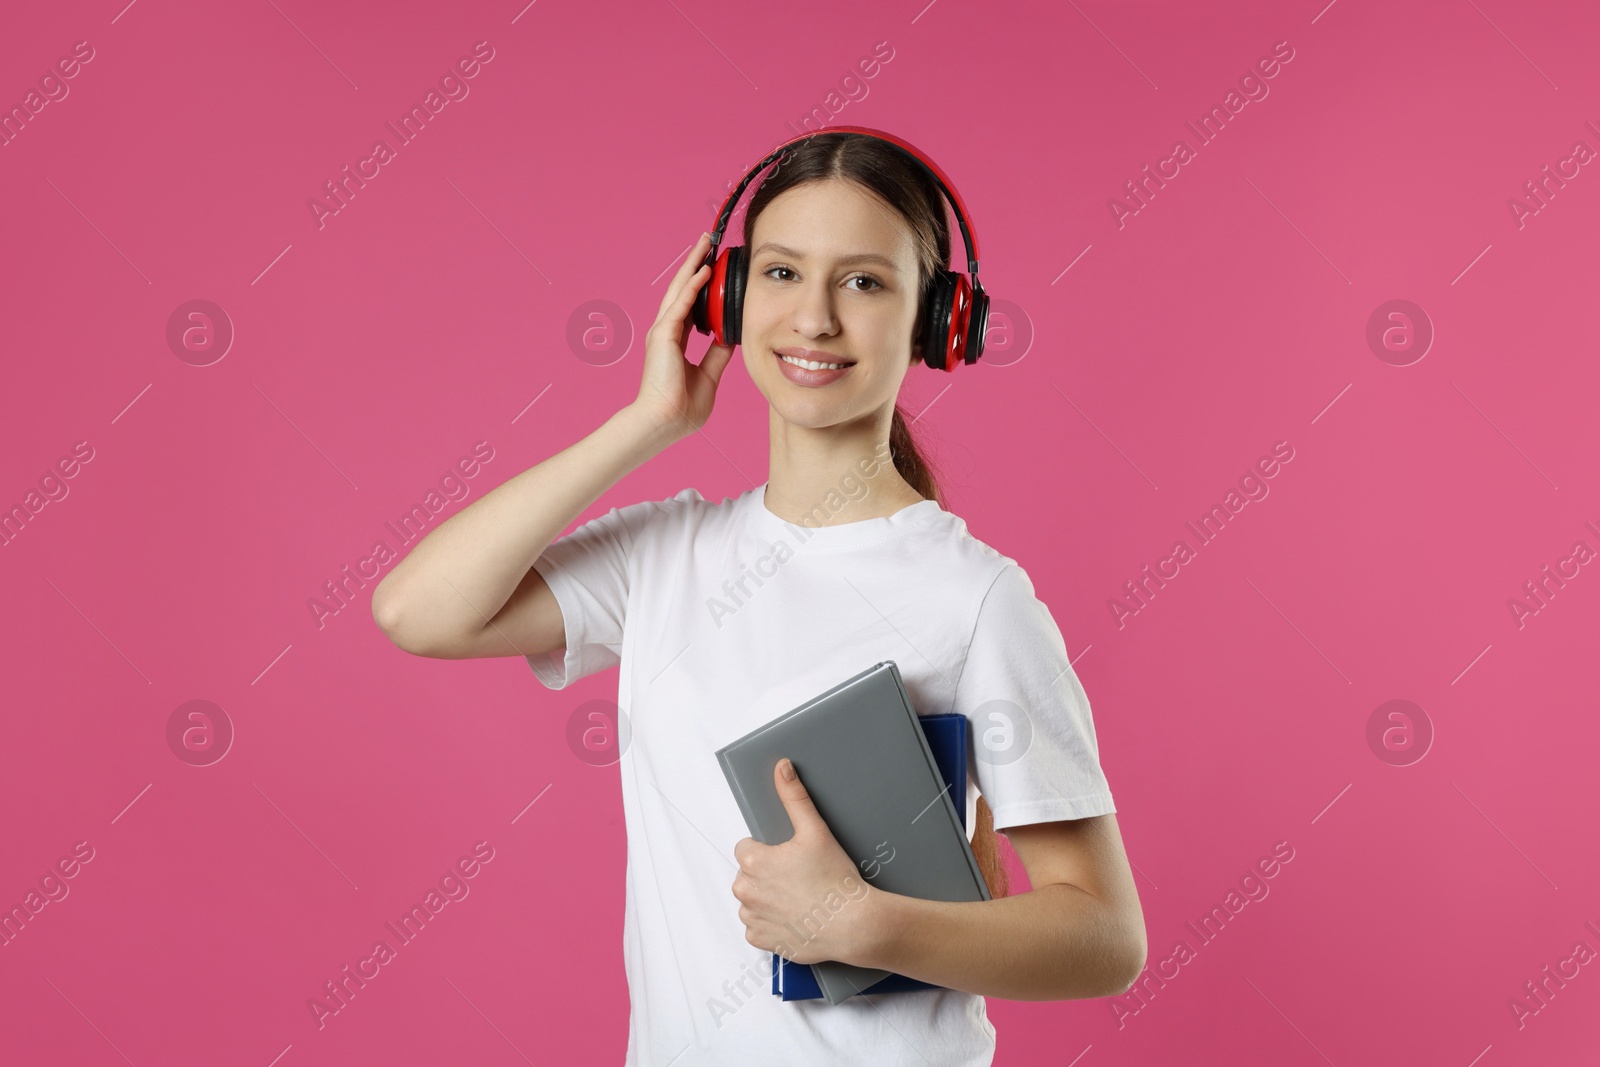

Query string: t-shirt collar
[749,481,942,551]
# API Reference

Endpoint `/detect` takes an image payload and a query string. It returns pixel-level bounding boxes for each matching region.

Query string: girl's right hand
[630,232,737,440]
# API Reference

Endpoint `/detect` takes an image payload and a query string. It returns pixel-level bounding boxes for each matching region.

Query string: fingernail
[780,758,795,781]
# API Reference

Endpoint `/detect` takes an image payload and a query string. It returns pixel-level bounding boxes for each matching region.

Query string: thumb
[774,758,824,837]
[697,341,737,387]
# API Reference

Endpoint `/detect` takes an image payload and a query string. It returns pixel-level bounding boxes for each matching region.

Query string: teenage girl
[373,130,1146,1066]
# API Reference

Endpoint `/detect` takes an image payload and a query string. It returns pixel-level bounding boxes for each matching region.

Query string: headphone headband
[705,125,982,282]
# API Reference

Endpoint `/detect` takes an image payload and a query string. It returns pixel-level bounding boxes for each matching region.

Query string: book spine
[902,693,989,902]
[716,750,778,846]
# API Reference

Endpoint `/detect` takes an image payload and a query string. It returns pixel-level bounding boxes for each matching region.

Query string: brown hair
[742,131,1009,900]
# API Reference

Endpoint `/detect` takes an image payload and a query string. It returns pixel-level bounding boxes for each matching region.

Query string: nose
[789,278,840,339]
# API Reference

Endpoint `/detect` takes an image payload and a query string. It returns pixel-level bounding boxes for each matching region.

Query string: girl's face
[739,179,925,430]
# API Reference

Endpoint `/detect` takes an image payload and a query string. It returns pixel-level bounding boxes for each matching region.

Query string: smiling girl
[373,129,1146,1066]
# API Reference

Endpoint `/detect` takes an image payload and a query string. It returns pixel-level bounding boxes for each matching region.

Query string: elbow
[1107,952,1146,999]
[1041,898,1148,1001]
[371,582,423,654]
[1105,920,1148,998]
[1067,897,1146,1000]
[371,579,400,634]
[372,581,483,659]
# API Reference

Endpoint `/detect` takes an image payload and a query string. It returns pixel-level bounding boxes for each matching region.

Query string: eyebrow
[750,241,902,273]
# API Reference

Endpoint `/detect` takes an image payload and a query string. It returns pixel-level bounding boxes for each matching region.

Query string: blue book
[771,712,970,1000]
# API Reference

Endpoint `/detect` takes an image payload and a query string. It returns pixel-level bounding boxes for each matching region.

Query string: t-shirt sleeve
[952,562,1116,830]
[524,492,689,690]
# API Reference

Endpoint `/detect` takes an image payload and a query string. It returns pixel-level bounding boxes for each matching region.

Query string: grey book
[714,659,992,1005]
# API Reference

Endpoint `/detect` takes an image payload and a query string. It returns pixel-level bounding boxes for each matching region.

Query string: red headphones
[690,125,991,373]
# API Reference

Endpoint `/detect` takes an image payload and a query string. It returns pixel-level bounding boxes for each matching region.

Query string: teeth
[780,354,851,371]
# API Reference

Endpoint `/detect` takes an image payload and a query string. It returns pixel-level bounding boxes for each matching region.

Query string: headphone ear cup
[918,271,957,371]
[691,249,723,338]
[722,244,748,347]
[965,288,990,364]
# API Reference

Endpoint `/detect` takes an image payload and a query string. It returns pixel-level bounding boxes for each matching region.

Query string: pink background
[3,0,1598,1063]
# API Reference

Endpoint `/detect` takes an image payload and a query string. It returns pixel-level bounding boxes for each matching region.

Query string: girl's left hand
[731,758,884,968]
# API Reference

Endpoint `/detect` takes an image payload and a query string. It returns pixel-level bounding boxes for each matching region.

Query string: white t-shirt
[525,482,1116,1066]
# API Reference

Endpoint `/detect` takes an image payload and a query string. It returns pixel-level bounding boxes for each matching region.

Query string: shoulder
[653,485,711,517]
[910,506,1030,596]
[597,484,750,546]
[892,508,1055,653]
[603,486,706,531]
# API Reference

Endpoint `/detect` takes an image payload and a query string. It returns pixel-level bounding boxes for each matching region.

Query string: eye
[759,265,884,292]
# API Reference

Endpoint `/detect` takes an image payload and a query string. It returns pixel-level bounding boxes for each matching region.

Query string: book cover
[772,711,971,1000]
[714,660,991,1005]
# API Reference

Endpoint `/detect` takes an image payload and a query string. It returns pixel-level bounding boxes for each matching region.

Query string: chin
[769,396,840,426]
[766,386,854,424]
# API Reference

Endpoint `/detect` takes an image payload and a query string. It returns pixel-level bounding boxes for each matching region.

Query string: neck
[763,406,924,526]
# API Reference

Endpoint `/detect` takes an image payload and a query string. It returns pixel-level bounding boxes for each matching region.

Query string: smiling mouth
[776,352,856,371]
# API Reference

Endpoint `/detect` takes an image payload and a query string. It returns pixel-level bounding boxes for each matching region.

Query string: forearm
[373,404,677,648]
[855,882,1144,1001]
